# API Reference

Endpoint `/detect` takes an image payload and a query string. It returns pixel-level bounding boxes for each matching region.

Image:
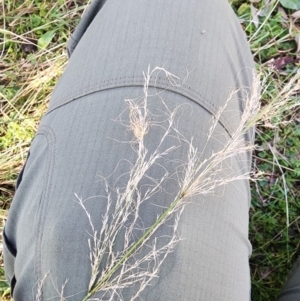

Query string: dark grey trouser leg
[3,0,255,300]
[277,257,300,301]
[66,0,108,57]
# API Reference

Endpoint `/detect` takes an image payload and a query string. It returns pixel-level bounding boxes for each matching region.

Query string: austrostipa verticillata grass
[34,66,300,301]
[72,66,261,301]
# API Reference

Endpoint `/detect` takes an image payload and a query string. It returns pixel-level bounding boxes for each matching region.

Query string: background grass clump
[0,0,300,300]
[230,0,300,300]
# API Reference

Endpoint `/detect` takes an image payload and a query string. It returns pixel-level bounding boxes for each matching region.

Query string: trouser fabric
[277,256,300,301]
[3,0,255,300]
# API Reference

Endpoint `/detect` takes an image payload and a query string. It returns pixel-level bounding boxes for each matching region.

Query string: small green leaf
[279,0,300,10]
[37,31,56,49]
[237,3,251,16]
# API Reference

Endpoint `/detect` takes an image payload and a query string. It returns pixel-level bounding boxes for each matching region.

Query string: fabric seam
[47,75,234,137]
[34,125,56,300]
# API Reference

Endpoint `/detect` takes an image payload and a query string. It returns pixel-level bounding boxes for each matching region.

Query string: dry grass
[66,66,261,300]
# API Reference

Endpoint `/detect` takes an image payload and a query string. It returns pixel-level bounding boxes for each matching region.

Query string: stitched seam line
[47,75,234,137]
[34,126,56,300]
